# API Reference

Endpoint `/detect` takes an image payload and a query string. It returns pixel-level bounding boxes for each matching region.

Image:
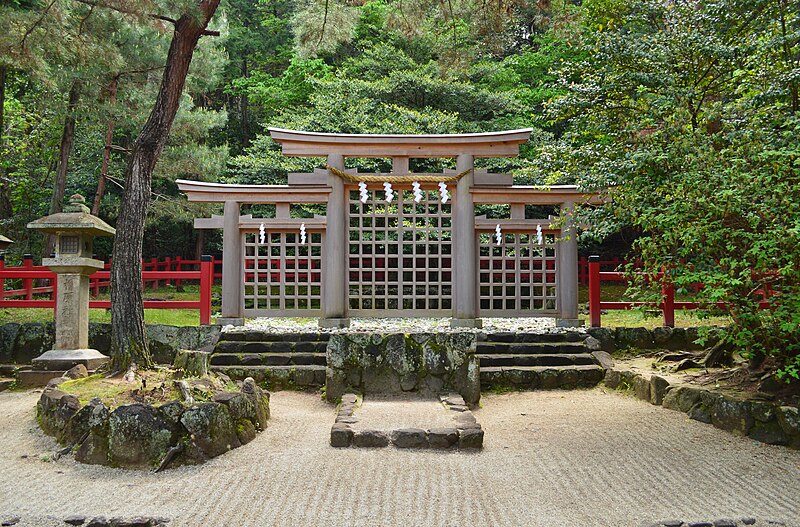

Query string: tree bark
[92,75,119,216]
[111,0,221,371]
[44,81,80,257]
[0,65,12,219]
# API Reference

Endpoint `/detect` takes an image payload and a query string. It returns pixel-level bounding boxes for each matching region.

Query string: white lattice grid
[242,230,323,314]
[348,187,452,314]
[478,230,558,314]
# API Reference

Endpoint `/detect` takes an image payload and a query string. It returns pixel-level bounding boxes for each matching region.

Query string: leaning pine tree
[111,0,221,371]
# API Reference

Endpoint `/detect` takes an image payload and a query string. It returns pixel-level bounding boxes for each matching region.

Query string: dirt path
[1,388,798,527]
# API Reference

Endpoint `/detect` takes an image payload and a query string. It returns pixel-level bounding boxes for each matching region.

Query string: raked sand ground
[1,388,799,527]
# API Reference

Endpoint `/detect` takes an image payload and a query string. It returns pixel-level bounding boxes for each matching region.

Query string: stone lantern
[27,194,115,371]
[0,234,12,253]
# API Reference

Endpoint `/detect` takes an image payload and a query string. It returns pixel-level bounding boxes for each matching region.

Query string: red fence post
[589,255,601,328]
[164,256,172,286]
[662,265,675,328]
[0,255,4,300]
[174,256,182,288]
[151,257,159,290]
[23,254,33,300]
[200,255,212,325]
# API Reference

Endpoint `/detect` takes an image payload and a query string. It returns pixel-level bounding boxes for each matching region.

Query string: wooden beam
[177,180,331,203]
[471,186,604,205]
[269,127,532,158]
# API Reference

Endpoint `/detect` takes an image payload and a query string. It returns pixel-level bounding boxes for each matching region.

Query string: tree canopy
[0,0,798,379]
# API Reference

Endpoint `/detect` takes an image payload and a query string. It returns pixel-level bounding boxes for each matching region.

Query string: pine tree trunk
[0,65,12,219]
[45,82,80,257]
[92,75,119,216]
[110,0,221,371]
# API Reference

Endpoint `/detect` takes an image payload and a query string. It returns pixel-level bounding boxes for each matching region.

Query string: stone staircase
[209,329,604,391]
[478,332,604,390]
[210,331,328,387]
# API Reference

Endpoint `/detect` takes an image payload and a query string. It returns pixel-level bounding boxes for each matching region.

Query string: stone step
[476,342,588,355]
[0,377,14,392]
[0,364,22,377]
[211,352,326,367]
[218,331,331,343]
[15,369,66,388]
[214,340,328,354]
[212,364,326,387]
[479,332,587,344]
[478,353,597,368]
[480,364,604,390]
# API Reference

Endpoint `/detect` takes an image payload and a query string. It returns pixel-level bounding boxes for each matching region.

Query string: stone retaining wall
[604,369,800,449]
[326,333,480,404]
[0,323,220,365]
[587,326,724,352]
[37,377,269,469]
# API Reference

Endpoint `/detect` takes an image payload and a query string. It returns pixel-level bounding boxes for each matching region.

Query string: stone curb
[642,518,786,527]
[604,369,800,449]
[329,393,484,450]
[36,377,270,469]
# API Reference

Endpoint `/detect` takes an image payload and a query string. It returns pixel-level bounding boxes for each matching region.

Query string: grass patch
[59,370,180,408]
[579,309,730,329]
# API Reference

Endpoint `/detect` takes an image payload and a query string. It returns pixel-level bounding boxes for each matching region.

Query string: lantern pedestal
[32,257,109,371]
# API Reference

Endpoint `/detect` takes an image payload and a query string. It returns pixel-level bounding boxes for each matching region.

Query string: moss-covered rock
[180,403,240,459]
[108,404,180,467]
[326,333,479,404]
[37,388,80,441]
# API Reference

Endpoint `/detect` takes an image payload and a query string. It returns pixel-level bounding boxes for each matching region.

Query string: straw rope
[326,165,470,183]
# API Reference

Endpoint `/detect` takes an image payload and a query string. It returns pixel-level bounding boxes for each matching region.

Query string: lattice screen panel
[242,230,323,316]
[348,188,452,315]
[478,231,558,315]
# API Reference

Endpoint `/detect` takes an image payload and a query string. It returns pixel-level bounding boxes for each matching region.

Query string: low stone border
[604,369,800,448]
[37,377,270,469]
[0,515,169,526]
[0,322,220,366]
[587,326,724,353]
[330,393,484,450]
[643,517,787,527]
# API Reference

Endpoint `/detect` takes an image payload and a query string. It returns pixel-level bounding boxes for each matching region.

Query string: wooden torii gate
[177,128,600,328]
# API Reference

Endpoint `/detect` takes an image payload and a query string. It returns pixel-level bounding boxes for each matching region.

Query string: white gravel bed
[351,394,455,431]
[238,316,561,334]
[1,389,799,526]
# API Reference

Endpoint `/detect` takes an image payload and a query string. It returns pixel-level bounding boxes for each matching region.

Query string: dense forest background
[1,0,798,375]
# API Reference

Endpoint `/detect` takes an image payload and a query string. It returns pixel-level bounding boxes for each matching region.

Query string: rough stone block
[110,404,181,467]
[662,386,704,414]
[688,402,712,424]
[180,403,240,459]
[352,429,389,448]
[330,424,354,447]
[586,327,615,352]
[604,369,622,389]
[391,428,428,448]
[777,406,800,447]
[428,428,458,448]
[711,396,753,436]
[235,419,257,445]
[650,375,670,405]
[615,327,654,350]
[458,428,484,449]
[633,374,651,402]
[748,420,788,445]
[592,350,614,370]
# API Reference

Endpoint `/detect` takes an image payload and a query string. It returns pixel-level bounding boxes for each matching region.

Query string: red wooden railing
[0,255,214,325]
[588,255,772,328]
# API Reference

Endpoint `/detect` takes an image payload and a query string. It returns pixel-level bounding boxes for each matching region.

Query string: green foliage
[548,0,800,378]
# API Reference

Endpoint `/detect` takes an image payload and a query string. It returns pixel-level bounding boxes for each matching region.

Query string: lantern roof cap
[27,194,115,236]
